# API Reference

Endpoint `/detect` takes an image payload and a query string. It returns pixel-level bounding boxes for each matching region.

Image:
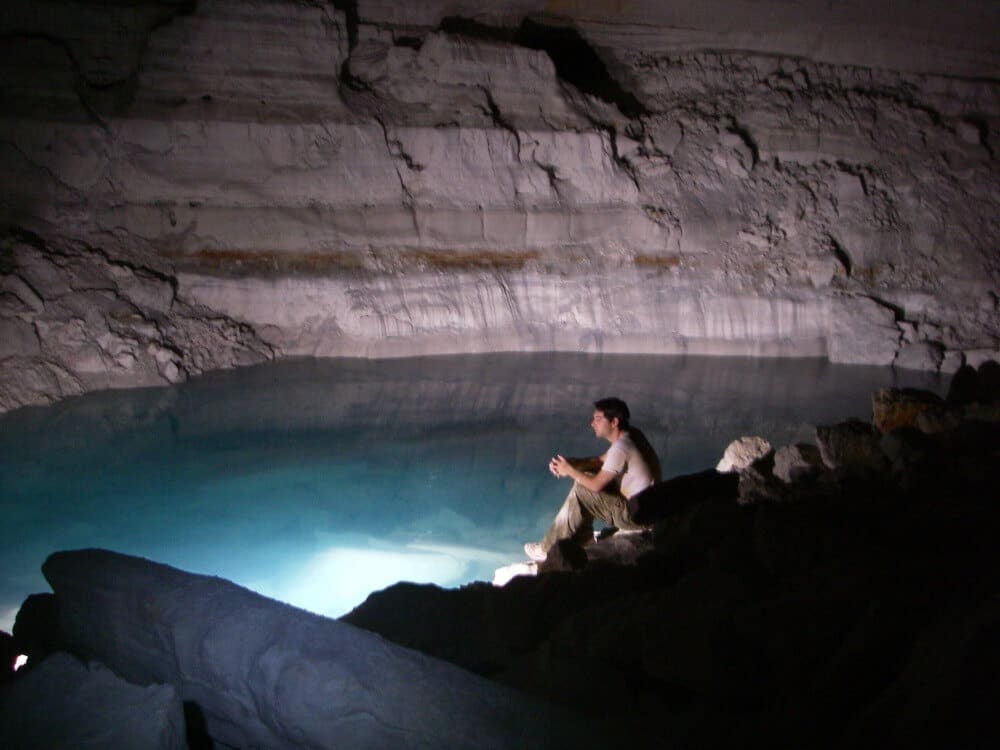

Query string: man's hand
[549,455,572,478]
[548,454,617,493]
[549,456,603,476]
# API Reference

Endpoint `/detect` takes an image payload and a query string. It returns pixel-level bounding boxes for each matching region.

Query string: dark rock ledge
[2,364,999,749]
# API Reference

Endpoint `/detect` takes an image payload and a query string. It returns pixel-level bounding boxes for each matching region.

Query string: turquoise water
[0,353,943,631]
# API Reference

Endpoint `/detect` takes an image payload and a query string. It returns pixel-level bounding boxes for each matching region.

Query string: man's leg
[539,482,625,552]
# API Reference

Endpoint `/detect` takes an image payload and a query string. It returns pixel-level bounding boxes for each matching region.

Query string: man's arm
[547,455,603,477]
[549,455,617,492]
[564,456,604,474]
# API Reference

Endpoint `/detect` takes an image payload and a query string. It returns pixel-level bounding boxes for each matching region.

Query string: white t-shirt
[601,432,655,499]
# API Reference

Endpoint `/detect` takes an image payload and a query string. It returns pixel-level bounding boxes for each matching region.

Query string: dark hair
[593,397,630,430]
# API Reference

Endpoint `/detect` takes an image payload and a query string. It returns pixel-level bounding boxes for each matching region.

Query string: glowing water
[0,353,942,631]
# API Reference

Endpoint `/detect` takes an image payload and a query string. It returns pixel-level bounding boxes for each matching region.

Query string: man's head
[592,397,630,438]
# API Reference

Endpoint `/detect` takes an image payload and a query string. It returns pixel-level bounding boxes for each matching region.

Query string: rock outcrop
[715,435,773,472]
[342,370,1000,749]
[1,0,998,411]
[23,548,606,750]
[0,652,187,750]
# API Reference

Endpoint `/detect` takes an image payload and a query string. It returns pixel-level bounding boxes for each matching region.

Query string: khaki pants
[540,481,644,552]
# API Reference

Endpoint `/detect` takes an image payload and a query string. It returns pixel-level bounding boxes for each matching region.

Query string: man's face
[591,410,616,439]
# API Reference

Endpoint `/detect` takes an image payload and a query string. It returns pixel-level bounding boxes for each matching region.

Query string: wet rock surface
[1,0,998,412]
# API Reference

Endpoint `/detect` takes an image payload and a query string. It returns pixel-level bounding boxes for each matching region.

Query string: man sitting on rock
[524,397,661,563]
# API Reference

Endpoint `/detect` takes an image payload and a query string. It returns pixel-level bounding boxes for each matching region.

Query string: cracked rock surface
[1,0,998,411]
[0,233,272,412]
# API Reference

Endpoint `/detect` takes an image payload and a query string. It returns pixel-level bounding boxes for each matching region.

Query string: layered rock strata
[1,0,998,411]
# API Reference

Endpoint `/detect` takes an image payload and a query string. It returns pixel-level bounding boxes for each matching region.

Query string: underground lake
[0,352,944,631]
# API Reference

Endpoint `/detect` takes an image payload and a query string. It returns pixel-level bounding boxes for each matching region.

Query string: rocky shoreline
[344,364,1000,749]
[2,363,997,748]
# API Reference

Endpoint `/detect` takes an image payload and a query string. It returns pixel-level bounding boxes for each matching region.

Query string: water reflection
[0,353,943,629]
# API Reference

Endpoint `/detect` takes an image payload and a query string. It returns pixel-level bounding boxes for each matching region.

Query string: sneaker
[524,542,547,562]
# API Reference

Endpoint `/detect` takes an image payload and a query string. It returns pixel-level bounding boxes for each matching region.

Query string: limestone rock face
[0,235,273,412]
[2,0,999,410]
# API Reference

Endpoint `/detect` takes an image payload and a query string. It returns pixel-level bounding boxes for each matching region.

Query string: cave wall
[1,0,998,411]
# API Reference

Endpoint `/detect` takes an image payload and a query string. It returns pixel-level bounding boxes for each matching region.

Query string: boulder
[751,476,883,576]
[579,528,655,567]
[574,567,779,706]
[0,652,187,750]
[628,469,739,525]
[914,406,964,434]
[651,494,757,571]
[494,530,654,583]
[42,549,602,750]
[946,364,981,405]
[959,401,1000,425]
[948,361,1000,406]
[538,538,589,572]
[345,580,541,676]
[495,529,657,585]
[879,426,932,477]
[347,555,683,692]
[871,387,945,433]
[11,593,61,664]
[716,436,773,473]
[906,421,1000,492]
[736,452,787,505]
[772,443,825,483]
[979,361,1000,401]
[835,602,1000,750]
[815,419,890,473]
